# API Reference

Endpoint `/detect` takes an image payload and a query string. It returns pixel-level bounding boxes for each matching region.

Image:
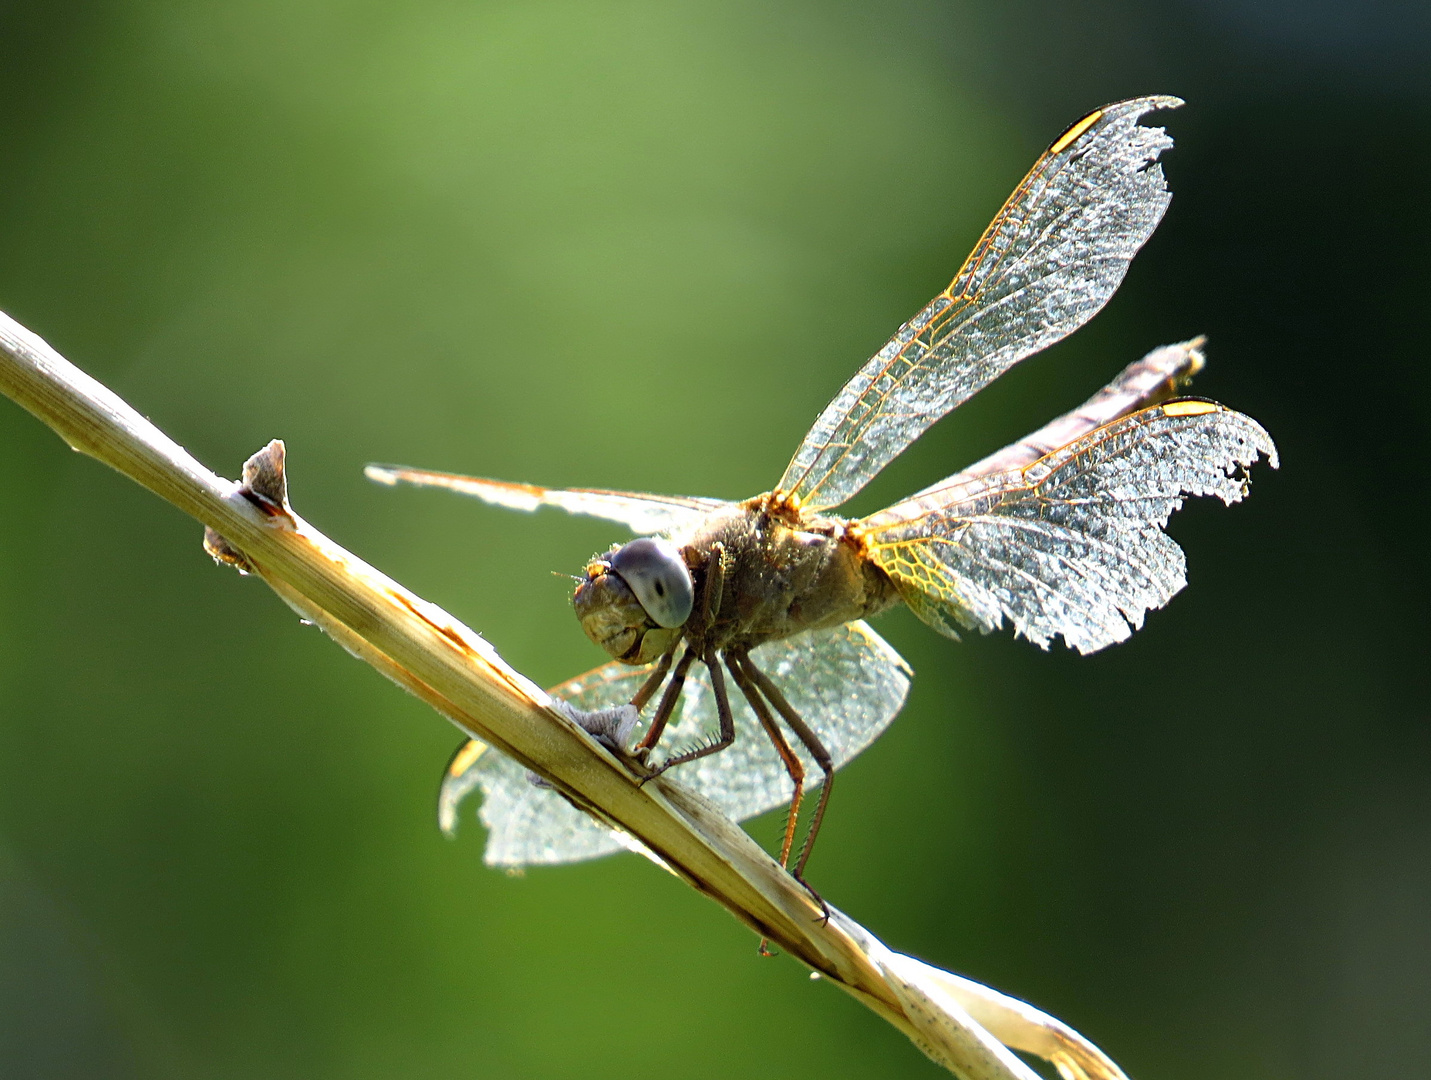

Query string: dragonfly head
[573,538,692,664]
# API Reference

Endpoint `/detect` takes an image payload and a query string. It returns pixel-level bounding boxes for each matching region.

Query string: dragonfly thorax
[682,498,900,654]
[572,497,899,665]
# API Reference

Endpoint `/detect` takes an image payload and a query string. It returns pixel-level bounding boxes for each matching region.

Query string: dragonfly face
[368,95,1279,883]
[574,538,690,663]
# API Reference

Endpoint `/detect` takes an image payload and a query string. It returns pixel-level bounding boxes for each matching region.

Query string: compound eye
[607,538,694,629]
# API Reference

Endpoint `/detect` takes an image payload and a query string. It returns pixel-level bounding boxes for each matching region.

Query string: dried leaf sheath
[443,621,911,866]
[1,79,1275,1078]
[1,307,1136,1079]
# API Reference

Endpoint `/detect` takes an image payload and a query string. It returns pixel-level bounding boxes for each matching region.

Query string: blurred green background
[1,1,1428,1077]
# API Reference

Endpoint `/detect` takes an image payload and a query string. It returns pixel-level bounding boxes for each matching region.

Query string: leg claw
[792,874,830,924]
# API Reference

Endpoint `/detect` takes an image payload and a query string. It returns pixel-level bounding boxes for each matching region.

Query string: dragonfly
[367,95,1277,885]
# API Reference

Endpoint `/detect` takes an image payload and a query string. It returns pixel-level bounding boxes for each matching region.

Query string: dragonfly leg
[629,647,675,712]
[634,543,724,767]
[742,655,834,916]
[636,543,725,769]
[644,649,736,778]
[726,651,805,869]
[635,646,696,760]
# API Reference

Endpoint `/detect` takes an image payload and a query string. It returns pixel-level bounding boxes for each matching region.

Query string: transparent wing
[366,464,729,536]
[663,621,911,823]
[778,95,1182,512]
[440,622,912,867]
[438,662,653,867]
[858,401,1278,655]
[927,337,1206,490]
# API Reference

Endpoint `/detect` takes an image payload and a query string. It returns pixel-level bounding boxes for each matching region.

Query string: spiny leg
[635,646,696,759]
[644,649,736,778]
[637,542,728,770]
[743,655,835,890]
[726,650,805,869]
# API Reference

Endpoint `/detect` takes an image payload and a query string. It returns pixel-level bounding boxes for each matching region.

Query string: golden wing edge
[943,95,1184,311]
[916,336,1208,497]
[858,399,1278,649]
[365,463,729,534]
[775,94,1184,512]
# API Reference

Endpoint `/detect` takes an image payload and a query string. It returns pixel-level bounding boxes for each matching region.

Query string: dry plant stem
[0,309,1128,1080]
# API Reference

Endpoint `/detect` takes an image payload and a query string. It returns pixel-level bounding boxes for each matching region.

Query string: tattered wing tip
[1050,95,1183,156]
[1109,93,1185,115]
[1206,407,1281,477]
[1053,95,1184,154]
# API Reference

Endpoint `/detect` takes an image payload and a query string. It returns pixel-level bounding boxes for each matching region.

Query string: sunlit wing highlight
[365,464,729,536]
[440,622,911,866]
[924,336,1206,491]
[858,401,1278,654]
[778,95,1183,512]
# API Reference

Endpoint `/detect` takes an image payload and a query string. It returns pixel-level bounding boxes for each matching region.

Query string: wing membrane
[859,401,1278,654]
[923,337,1206,491]
[366,464,728,536]
[662,621,911,823]
[440,622,912,867]
[437,662,652,866]
[778,95,1182,511]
